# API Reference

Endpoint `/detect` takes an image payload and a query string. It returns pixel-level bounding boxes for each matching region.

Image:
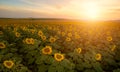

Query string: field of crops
[0,19,120,72]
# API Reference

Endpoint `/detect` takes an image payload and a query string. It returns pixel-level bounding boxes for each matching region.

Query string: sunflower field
[0,21,120,72]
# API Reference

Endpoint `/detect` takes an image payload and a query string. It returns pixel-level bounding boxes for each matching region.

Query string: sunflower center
[56,55,62,59]
[0,44,4,47]
[6,62,12,66]
[96,55,99,58]
[28,40,31,42]
[51,39,54,41]
[44,48,50,52]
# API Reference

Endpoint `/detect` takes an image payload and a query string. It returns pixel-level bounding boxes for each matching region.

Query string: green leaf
[60,59,74,69]
[44,56,54,64]
[56,65,65,72]
[38,64,48,72]
[76,64,84,71]
[84,69,95,72]
[35,56,43,64]
[19,67,28,72]
[28,58,35,64]
[92,62,103,72]
[48,66,56,72]
[82,62,92,68]
[113,69,120,72]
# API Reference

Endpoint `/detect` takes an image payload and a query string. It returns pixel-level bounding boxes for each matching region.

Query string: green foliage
[0,23,120,72]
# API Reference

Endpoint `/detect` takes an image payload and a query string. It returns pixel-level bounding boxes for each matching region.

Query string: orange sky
[0,0,120,20]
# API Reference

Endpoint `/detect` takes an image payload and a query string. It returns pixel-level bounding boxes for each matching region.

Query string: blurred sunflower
[54,53,64,61]
[75,48,82,53]
[22,26,27,31]
[75,34,80,39]
[13,28,17,32]
[24,38,34,45]
[68,33,72,37]
[57,31,61,35]
[66,37,71,41]
[15,32,21,37]
[3,60,14,69]
[30,29,35,34]
[111,45,116,51]
[42,46,52,54]
[24,38,31,44]
[61,32,65,36]
[30,38,34,45]
[38,30,43,37]
[0,31,3,35]
[95,53,101,61]
[49,36,56,43]
[107,36,112,41]
[0,42,6,49]
[48,26,52,30]
[41,35,46,41]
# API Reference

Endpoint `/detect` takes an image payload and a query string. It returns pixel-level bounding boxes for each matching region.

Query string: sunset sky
[0,0,120,20]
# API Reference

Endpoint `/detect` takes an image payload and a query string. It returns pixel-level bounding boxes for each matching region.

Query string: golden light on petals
[49,36,56,43]
[75,48,82,53]
[0,31,3,35]
[95,53,102,61]
[42,46,52,55]
[54,53,64,61]
[24,38,34,45]
[66,37,71,41]
[3,60,14,69]
[41,35,46,41]
[15,32,21,37]
[38,30,43,37]
[107,36,112,41]
[111,45,116,51]
[0,42,6,49]
[67,33,72,37]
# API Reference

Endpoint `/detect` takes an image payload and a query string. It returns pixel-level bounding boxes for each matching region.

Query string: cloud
[0,7,54,18]
[20,0,73,9]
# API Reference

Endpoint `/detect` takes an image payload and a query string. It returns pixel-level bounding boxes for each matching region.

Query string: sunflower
[57,31,61,35]
[24,38,34,45]
[75,48,82,53]
[68,33,72,37]
[38,30,43,37]
[30,38,34,45]
[42,46,52,54]
[66,37,71,41]
[49,36,56,43]
[48,27,52,30]
[25,38,31,44]
[15,32,21,37]
[107,36,112,41]
[111,45,116,51]
[0,31,3,35]
[30,29,35,34]
[22,26,27,31]
[41,35,46,41]
[3,60,14,69]
[95,53,101,61]
[61,32,65,36]
[54,53,64,61]
[0,42,6,49]
[75,34,80,39]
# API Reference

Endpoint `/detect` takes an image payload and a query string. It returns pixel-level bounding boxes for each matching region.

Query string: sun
[82,2,100,20]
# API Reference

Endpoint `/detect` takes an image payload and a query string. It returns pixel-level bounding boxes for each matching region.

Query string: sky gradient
[0,0,120,20]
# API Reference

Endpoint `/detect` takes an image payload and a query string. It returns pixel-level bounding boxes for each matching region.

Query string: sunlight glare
[82,2,100,20]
